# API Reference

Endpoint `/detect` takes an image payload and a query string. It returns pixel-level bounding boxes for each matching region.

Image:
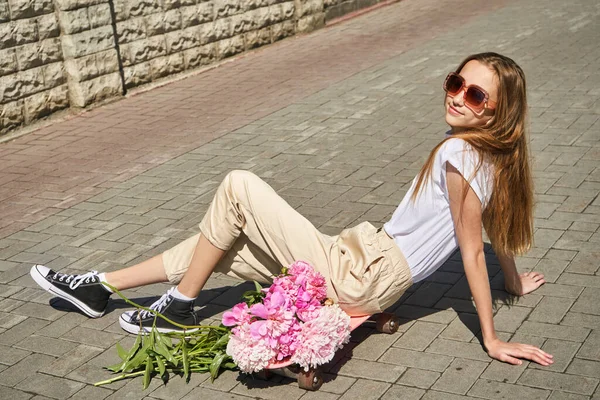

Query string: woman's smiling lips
[447,104,464,116]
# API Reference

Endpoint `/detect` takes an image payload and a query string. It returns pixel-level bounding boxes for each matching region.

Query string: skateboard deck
[256,312,400,391]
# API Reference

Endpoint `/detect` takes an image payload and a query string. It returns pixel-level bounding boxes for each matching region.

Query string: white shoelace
[53,270,100,290]
[137,287,175,319]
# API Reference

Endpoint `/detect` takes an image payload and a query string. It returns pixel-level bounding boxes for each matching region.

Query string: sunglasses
[443,72,496,112]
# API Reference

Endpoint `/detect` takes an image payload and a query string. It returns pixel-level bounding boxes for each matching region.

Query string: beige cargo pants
[162,170,413,316]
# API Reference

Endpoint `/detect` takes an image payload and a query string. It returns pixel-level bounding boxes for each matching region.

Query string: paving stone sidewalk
[1,0,599,399]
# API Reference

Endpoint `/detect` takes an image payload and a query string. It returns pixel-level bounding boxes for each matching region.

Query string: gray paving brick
[468,379,551,399]
[532,259,570,283]
[405,282,453,308]
[426,338,490,362]
[493,306,531,333]
[351,330,400,361]
[0,353,56,386]
[0,264,35,284]
[562,312,600,330]
[39,344,104,377]
[393,321,446,351]
[397,367,440,389]
[425,391,485,400]
[516,321,590,342]
[339,379,391,400]
[480,358,528,385]
[566,358,600,379]
[527,297,574,324]
[380,384,425,400]
[12,302,68,321]
[379,347,453,372]
[432,358,488,395]
[393,304,457,324]
[530,339,581,372]
[548,391,591,400]
[69,384,112,400]
[148,372,208,400]
[199,369,248,392]
[335,358,406,383]
[230,376,304,400]
[0,317,49,346]
[65,360,127,390]
[0,344,30,366]
[0,386,33,400]
[535,283,584,299]
[577,330,600,361]
[0,311,27,329]
[102,374,162,400]
[60,327,123,348]
[181,387,260,400]
[518,369,599,395]
[571,287,600,315]
[566,252,600,274]
[298,391,340,400]
[14,335,82,358]
[38,313,89,338]
[0,260,19,272]
[558,273,600,289]
[439,313,479,342]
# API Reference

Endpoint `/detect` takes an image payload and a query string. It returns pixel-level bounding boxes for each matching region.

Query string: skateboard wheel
[255,369,273,380]
[376,313,400,334]
[298,368,323,391]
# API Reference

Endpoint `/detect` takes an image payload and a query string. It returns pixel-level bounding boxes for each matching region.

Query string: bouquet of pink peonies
[222,261,351,373]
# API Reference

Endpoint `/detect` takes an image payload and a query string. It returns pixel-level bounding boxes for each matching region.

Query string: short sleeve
[441,138,492,207]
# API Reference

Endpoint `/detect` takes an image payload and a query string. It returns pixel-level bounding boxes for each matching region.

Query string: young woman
[31,52,553,366]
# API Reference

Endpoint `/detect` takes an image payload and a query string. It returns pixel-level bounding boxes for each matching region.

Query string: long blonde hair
[412,52,533,256]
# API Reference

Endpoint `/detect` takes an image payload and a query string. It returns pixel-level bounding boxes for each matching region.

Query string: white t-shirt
[383,136,494,283]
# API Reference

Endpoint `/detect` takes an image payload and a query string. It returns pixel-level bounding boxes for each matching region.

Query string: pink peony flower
[222,303,251,327]
[291,304,351,371]
[226,324,276,373]
[224,260,351,373]
[249,290,296,347]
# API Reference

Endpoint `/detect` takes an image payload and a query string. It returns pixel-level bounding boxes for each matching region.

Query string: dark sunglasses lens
[465,87,486,108]
[445,74,463,94]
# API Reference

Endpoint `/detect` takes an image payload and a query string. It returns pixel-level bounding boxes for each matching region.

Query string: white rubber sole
[30,265,105,319]
[119,312,199,335]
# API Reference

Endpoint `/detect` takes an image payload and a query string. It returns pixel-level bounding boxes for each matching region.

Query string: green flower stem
[101,282,228,332]
[95,371,146,386]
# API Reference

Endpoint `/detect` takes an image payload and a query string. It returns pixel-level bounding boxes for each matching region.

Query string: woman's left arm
[446,164,553,366]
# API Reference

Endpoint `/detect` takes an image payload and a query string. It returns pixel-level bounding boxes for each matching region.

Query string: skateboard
[254,312,400,391]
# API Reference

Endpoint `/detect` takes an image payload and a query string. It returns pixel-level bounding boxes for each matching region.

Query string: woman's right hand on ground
[485,338,554,366]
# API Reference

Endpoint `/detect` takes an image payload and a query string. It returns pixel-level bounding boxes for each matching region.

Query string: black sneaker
[119,288,199,334]
[30,265,111,318]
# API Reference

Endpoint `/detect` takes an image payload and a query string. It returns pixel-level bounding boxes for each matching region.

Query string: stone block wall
[113,0,297,89]
[0,0,68,133]
[56,0,122,107]
[324,0,390,22]
[0,0,397,136]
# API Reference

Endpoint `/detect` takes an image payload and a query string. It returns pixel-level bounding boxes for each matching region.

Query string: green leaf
[156,355,166,379]
[210,332,229,352]
[115,342,128,361]
[253,280,262,293]
[143,357,153,390]
[114,334,142,372]
[182,340,190,383]
[209,352,227,381]
[123,338,152,372]
[155,338,175,364]
[105,362,125,373]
